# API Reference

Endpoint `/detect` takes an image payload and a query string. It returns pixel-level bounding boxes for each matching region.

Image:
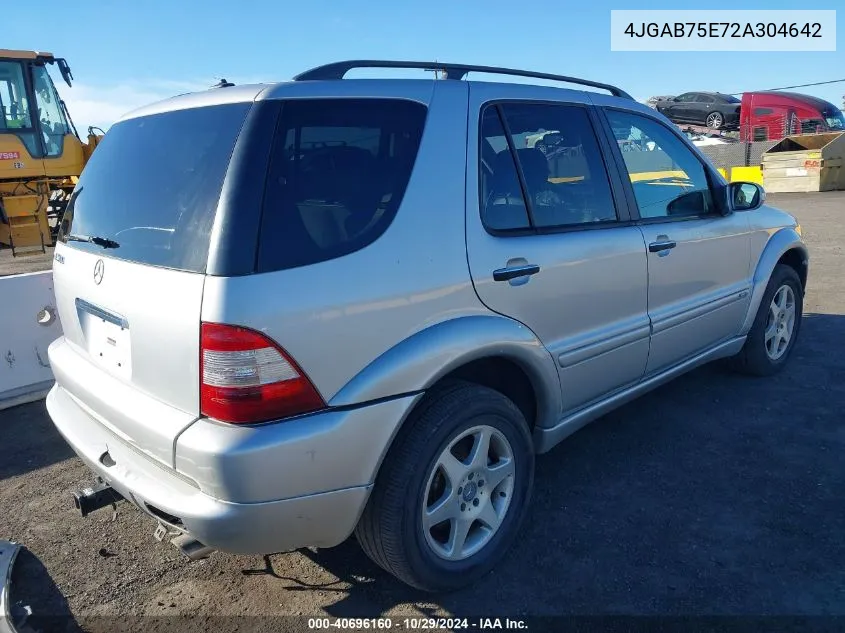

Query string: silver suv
[46,61,808,592]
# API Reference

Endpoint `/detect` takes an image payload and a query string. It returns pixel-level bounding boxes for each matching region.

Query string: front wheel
[355,382,534,592]
[728,264,803,376]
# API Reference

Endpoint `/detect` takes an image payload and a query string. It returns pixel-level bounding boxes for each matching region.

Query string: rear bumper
[723,111,740,126]
[45,384,417,554]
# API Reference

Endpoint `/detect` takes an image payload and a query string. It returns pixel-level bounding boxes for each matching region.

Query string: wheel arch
[330,314,561,454]
[740,227,808,335]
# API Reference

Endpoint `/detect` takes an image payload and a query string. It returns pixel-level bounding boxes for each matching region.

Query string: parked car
[524,129,560,154]
[46,61,808,592]
[655,91,741,129]
[739,91,845,142]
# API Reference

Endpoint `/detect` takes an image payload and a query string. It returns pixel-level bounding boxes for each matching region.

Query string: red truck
[739,91,845,142]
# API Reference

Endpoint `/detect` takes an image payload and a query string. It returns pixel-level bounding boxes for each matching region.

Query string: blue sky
[6,0,843,132]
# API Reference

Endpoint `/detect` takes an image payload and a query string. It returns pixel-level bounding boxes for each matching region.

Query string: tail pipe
[170,533,215,561]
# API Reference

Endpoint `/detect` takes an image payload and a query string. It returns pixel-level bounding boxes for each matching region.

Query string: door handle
[648,240,677,253]
[493,264,540,282]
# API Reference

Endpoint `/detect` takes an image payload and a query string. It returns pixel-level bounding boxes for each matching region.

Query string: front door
[601,108,753,375]
[465,84,651,415]
[667,93,698,123]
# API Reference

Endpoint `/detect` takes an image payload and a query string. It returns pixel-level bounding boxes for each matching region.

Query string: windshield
[59,103,251,272]
[824,109,845,130]
[32,65,71,156]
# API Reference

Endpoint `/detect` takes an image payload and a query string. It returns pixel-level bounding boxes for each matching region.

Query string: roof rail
[293,60,634,100]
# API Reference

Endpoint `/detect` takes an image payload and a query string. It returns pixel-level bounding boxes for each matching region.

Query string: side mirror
[727,182,765,211]
[56,58,74,87]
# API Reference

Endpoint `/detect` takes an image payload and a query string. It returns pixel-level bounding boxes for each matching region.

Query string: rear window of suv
[58,102,251,272]
[257,98,427,272]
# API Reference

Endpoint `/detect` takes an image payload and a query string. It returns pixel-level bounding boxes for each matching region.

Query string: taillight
[200,322,325,424]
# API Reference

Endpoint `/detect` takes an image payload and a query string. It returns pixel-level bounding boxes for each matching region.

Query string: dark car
[655,92,741,129]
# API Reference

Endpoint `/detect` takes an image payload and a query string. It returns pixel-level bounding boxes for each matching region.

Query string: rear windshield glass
[58,102,251,272]
[257,98,427,272]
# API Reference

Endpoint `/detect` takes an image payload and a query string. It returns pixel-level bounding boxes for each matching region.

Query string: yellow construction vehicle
[0,49,102,256]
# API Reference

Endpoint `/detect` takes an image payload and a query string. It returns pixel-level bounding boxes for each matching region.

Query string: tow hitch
[72,479,123,518]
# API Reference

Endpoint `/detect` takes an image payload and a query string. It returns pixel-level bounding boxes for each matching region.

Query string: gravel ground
[0,246,53,277]
[1,192,843,632]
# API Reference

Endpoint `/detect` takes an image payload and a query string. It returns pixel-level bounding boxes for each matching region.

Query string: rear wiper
[67,233,120,249]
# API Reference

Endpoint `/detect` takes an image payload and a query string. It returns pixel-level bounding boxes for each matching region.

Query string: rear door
[51,101,253,466]
[466,84,650,415]
[599,106,753,375]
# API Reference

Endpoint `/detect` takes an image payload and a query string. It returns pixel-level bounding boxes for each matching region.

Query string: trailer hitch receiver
[73,479,123,518]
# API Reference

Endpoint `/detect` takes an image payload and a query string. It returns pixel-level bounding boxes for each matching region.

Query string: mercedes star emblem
[93,259,105,285]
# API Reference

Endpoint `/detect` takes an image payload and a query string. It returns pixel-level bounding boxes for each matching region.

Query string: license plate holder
[77,300,132,379]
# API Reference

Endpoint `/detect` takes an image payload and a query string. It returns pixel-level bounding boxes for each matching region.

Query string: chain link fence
[668,110,840,169]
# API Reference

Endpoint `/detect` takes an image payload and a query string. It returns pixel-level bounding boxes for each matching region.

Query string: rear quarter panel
[201,80,498,404]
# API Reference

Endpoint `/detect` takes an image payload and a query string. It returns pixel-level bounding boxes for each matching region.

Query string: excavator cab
[0,50,100,256]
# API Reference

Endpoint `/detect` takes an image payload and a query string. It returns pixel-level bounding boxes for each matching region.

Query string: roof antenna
[211,78,235,89]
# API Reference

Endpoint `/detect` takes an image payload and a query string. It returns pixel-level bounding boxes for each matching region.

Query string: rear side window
[480,102,617,231]
[59,103,251,272]
[257,99,427,272]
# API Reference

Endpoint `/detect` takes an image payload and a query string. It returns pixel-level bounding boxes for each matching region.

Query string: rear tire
[728,264,803,376]
[355,381,534,592]
[706,111,724,129]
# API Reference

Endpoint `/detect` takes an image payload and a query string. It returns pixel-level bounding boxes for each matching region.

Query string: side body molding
[739,227,808,336]
[329,315,562,430]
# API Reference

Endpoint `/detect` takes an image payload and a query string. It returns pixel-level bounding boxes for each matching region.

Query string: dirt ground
[1,192,844,632]
[0,245,53,277]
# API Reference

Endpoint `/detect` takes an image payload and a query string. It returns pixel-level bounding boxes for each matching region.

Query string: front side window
[32,65,70,157]
[0,61,40,157]
[676,93,697,103]
[480,103,617,231]
[0,62,31,129]
[605,109,716,219]
[258,98,427,272]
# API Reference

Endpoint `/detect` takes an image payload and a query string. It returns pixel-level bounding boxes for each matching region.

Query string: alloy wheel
[765,284,796,360]
[421,425,516,561]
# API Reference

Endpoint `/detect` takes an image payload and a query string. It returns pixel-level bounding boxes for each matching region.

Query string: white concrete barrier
[0,270,61,410]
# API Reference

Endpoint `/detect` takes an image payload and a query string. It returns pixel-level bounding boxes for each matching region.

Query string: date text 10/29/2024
[308,618,528,630]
